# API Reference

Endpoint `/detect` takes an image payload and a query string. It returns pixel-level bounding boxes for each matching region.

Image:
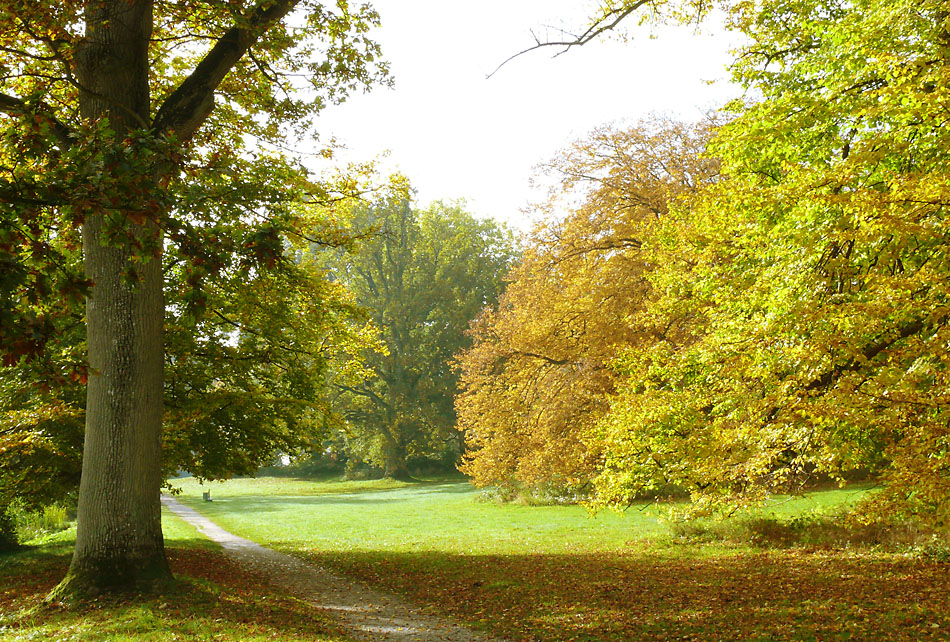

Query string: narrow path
[161,495,506,642]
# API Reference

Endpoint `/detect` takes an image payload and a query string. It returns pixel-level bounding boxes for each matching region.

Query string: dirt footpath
[161,495,506,642]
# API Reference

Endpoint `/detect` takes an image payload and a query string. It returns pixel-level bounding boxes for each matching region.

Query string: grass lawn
[0,508,353,642]
[169,476,950,642]
[169,475,671,553]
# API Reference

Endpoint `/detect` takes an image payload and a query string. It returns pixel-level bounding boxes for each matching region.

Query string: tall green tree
[0,0,385,593]
[324,195,518,480]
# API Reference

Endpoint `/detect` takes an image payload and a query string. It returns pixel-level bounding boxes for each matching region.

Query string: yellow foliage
[457,118,719,488]
[591,0,950,525]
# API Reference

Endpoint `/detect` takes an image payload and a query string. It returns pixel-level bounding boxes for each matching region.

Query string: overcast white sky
[316,1,741,230]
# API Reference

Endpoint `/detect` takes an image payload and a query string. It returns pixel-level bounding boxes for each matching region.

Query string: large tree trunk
[380,424,413,482]
[57,0,172,595]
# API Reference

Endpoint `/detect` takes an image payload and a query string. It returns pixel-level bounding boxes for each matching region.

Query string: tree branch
[0,93,73,147]
[487,0,652,78]
[334,382,391,411]
[153,0,299,140]
[511,348,571,366]
[210,307,312,358]
[804,313,946,392]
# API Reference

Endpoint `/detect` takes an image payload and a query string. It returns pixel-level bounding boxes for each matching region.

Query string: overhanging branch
[0,93,73,147]
[803,313,945,392]
[487,0,652,78]
[153,0,300,140]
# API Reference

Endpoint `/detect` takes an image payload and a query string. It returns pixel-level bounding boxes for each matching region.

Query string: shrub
[475,484,520,504]
[919,538,950,563]
[10,501,73,543]
[670,508,950,554]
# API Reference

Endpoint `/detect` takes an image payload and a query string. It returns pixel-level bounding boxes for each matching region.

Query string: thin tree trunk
[0,503,19,552]
[57,0,172,595]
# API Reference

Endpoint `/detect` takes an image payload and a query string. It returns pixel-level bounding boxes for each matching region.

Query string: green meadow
[167,476,876,554]
[3,477,947,642]
[163,476,947,642]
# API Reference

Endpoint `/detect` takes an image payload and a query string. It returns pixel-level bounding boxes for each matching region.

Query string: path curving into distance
[161,495,506,642]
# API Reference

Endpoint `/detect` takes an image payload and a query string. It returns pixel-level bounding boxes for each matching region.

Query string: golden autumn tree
[592,0,950,525]
[457,118,719,493]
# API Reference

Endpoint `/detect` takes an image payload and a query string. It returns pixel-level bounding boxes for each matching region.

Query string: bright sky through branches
[317,0,740,229]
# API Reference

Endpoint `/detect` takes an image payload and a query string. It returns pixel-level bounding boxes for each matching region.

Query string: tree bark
[380,422,413,481]
[51,0,304,596]
[58,0,172,595]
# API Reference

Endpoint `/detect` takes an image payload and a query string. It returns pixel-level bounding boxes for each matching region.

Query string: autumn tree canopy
[593,0,950,525]
[461,0,950,527]
[457,118,719,492]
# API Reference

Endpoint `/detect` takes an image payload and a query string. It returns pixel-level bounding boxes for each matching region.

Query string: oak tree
[0,0,385,592]
[0,203,372,543]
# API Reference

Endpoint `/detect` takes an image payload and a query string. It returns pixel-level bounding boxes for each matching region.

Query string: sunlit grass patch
[169,478,668,555]
[161,508,220,552]
[167,474,414,499]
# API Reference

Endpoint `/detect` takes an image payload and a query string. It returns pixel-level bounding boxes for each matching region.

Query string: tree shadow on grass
[180,481,478,514]
[165,536,222,554]
[1,545,355,642]
[302,548,950,642]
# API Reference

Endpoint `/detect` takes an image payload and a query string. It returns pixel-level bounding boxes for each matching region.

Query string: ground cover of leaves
[0,545,351,642]
[305,547,949,642]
